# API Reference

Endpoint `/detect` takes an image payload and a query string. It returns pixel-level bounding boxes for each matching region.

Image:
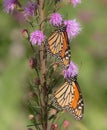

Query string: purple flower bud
[49,13,62,26]
[3,0,17,13]
[22,29,29,38]
[64,19,81,40]
[63,120,70,129]
[28,114,34,120]
[34,78,40,85]
[29,57,36,68]
[28,91,35,98]
[51,124,58,130]
[50,109,57,115]
[70,0,81,7]
[30,30,45,46]
[24,2,37,19]
[28,128,33,130]
[64,61,78,79]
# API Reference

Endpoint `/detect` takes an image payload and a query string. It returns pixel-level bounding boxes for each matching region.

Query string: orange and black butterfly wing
[46,26,71,68]
[69,81,84,120]
[46,29,63,55]
[59,30,71,68]
[52,80,84,120]
[52,81,74,110]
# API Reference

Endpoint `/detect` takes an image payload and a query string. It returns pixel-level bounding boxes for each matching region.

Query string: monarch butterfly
[46,25,71,68]
[52,77,84,120]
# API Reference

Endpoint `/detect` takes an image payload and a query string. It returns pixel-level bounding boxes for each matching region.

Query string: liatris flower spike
[3,0,84,128]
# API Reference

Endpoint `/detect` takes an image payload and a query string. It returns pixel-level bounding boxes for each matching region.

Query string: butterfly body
[46,26,71,68]
[52,78,84,120]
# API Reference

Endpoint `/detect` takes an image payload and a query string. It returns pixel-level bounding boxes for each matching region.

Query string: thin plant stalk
[38,0,48,130]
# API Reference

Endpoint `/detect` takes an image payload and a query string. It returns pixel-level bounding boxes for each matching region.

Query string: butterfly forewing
[52,81,74,110]
[47,30,63,55]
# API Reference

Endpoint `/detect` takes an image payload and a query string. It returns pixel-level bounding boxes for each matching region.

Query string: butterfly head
[57,24,66,32]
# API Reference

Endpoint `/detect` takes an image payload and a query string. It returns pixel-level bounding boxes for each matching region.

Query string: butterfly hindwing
[60,31,71,68]
[69,81,84,120]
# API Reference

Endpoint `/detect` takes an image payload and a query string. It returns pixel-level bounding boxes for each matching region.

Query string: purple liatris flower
[71,0,81,7]
[64,19,81,40]
[24,2,37,18]
[3,0,17,13]
[30,30,45,46]
[49,13,62,26]
[64,61,78,79]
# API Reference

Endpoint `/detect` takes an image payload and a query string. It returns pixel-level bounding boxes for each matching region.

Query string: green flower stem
[38,0,48,130]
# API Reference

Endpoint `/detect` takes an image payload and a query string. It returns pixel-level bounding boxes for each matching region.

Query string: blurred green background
[0,0,107,130]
